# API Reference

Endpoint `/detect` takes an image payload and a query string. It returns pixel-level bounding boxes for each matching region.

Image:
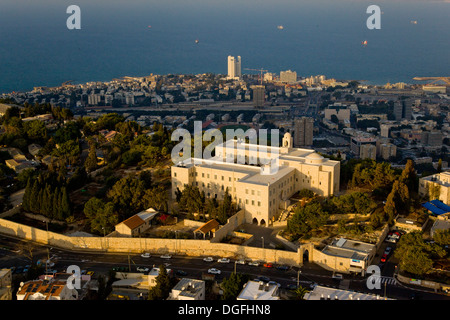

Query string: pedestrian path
[367,276,397,286]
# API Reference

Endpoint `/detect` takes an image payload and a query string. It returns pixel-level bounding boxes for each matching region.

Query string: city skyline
[0,0,449,307]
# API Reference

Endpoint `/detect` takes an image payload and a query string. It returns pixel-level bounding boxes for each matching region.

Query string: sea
[0,0,449,94]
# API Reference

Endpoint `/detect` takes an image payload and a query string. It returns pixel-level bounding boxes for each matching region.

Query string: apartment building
[419,172,450,205]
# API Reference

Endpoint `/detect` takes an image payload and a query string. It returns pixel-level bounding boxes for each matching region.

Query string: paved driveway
[238,223,295,251]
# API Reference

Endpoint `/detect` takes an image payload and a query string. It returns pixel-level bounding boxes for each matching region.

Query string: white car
[236,259,246,265]
[160,254,172,259]
[218,258,230,263]
[203,257,214,262]
[208,268,221,275]
[248,261,260,266]
[137,266,149,273]
[141,253,151,258]
[385,236,397,243]
[332,273,343,280]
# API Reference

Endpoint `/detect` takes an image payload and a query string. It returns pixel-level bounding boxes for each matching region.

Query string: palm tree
[292,286,310,300]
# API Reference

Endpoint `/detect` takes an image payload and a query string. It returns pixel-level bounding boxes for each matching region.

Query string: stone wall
[0,218,305,267]
[211,210,246,243]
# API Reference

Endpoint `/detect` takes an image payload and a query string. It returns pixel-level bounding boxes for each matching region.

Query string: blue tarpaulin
[430,200,450,212]
[422,200,450,215]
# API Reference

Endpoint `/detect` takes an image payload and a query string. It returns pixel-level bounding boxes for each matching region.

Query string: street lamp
[102,227,106,251]
[261,236,264,249]
[297,270,301,288]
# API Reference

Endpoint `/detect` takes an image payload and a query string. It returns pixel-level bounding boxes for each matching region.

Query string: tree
[217,188,236,224]
[178,185,205,215]
[384,180,410,224]
[394,231,444,277]
[85,143,98,173]
[147,265,173,300]
[220,272,249,300]
[400,159,418,194]
[292,286,310,300]
[143,185,169,212]
[433,229,450,246]
[107,176,147,219]
[53,122,80,144]
[287,200,329,238]
[398,246,433,277]
[60,187,71,219]
[23,120,48,142]
[298,188,315,199]
[84,197,118,234]
[22,178,32,212]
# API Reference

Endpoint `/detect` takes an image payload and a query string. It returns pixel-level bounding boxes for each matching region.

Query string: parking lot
[374,230,404,276]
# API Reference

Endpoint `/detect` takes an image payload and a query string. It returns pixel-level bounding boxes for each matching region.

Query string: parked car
[248,261,260,266]
[276,265,289,271]
[112,266,127,272]
[218,258,230,263]
[203,257,214,262]
[141,253,151,258]
[236,259,246,265]
[263,263,274,268]
[137,266,149,273]
[385,236,398,244]
[268,281,281,287]
[176,270,188,276]
[384,246,393,255]
[380,254,388,263]
[208,268,221,275]
[160,254,172,259]
[256,276,270,282]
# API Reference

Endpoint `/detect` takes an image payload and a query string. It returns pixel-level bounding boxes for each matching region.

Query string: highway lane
[1,234,449,300]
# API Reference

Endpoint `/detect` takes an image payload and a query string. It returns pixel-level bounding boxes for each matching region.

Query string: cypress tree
[37,188,44,215]
[60,187,71,219]
[22,179,32,212]
[52,186,60,219]
[29,180,40,213]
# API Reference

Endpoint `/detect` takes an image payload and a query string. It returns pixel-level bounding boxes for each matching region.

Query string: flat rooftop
[237,280,280,300]
[322,238,375,261]
[171,278,205,298]
[304,285,391,300]
[177,157,294,186]
[322,246,368,261]
[331,237,375,253]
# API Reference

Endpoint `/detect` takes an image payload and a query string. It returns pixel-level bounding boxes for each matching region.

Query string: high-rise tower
[227,56,241,80]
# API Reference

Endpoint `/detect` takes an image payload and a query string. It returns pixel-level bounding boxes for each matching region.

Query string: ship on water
[277,25,284,30]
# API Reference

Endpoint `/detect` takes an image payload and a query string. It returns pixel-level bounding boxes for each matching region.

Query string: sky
[0,0,448,92]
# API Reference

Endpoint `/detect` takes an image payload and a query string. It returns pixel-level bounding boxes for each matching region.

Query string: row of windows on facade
[173,171,321,189]
[172,181,295,209]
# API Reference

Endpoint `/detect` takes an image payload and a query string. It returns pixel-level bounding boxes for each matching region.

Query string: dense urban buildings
[1,55,450,303]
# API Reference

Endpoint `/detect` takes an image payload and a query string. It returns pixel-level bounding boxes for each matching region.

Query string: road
[1,234,449,300]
